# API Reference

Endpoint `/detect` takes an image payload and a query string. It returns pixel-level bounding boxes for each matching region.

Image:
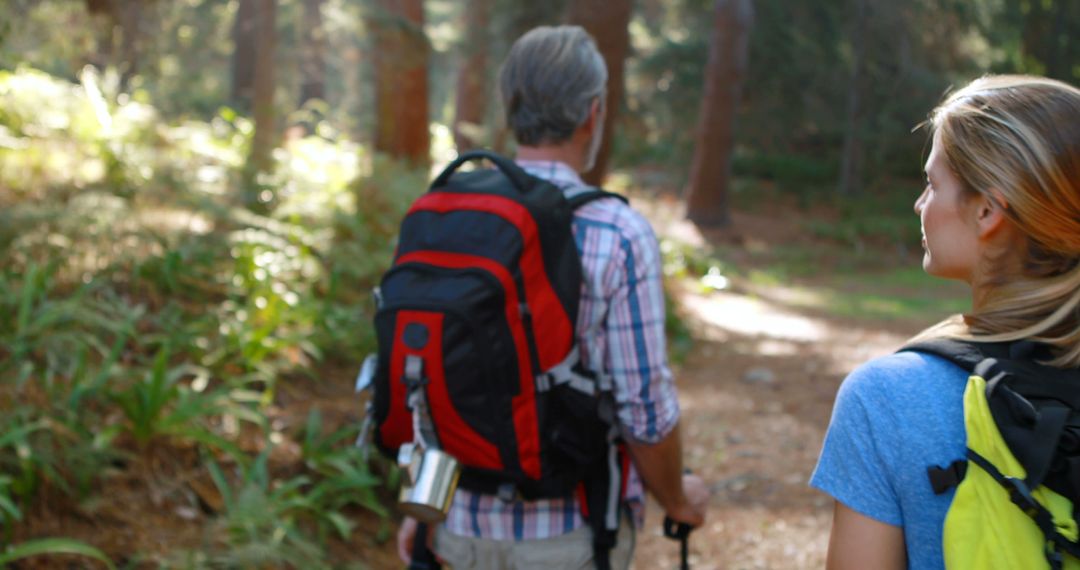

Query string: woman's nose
[914,187,928,214]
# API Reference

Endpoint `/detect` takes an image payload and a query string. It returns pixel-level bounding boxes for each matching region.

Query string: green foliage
[202,451,328,568]
[299,409,387,523]
[0,65,405,562]
[0,538,116,569]
[193,438,384,569]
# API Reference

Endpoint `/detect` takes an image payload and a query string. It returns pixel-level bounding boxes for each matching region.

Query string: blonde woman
[812,75,1080,569]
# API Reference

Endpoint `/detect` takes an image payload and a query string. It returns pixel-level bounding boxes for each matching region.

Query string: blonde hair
[914,75,1080,367]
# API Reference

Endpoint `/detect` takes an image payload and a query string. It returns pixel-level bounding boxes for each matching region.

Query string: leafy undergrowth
[0,66,417,568]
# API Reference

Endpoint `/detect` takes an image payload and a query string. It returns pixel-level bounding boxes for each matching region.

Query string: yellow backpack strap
[965,448,1080,568]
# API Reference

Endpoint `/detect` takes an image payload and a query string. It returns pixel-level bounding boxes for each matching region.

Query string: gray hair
[498,26,607,146]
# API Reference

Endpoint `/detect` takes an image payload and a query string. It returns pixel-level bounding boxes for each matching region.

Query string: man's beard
[583,118,605,174]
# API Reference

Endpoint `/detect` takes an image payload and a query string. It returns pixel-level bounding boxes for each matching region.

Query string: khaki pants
[432,514,636,570]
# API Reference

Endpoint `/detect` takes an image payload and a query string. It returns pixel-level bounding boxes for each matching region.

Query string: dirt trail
[631,286,913,570]
[628,199,921,569]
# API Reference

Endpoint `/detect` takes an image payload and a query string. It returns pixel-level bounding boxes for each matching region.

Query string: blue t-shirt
[810,351,970,570]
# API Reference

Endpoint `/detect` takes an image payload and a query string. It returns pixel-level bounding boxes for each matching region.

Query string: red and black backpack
[371,150,628,560]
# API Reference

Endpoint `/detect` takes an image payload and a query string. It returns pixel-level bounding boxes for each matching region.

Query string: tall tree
[84,0,142,88]
[231,0,258,112]
[248,0,277,186]
[453,0,493,152]
[371,0,429,164]
[117,0,141,88]
[564,0,632,186]
[684,0,753,228]
[837,0,869,196]
[299,0,327,108]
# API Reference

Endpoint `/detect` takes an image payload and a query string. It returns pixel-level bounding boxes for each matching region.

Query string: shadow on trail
[632,283,922,570]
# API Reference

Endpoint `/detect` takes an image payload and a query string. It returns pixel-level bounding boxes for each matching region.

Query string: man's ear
[975,188,1010,239]
[585,97,604,134]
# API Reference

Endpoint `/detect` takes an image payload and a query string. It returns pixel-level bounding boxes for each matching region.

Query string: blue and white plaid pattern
[443,160,681,540]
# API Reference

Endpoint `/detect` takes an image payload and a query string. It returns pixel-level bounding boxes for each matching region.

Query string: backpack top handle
[430,150,534,193]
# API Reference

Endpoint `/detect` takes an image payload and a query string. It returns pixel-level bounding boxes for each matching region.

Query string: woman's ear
[975,189,1010,239]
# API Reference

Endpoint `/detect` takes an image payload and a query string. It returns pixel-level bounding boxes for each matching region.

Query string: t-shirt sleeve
[810,362,904,527]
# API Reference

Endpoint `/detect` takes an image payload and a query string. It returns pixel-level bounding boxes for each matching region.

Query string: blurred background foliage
[0,0,1077,565]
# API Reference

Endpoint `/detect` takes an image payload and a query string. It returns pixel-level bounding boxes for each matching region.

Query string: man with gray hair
[398,25,708,569]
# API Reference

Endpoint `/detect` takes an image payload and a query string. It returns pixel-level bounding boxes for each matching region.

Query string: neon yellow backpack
[906,340,1080,570]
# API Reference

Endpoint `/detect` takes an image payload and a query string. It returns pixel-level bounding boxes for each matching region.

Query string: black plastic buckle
[927,460,967,495]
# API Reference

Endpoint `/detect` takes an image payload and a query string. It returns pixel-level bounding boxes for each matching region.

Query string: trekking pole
[407,522,442,570]
[664,468,697,570]
[663,516,693,570]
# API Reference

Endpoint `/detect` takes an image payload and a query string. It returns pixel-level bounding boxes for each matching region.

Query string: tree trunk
[371,0,430,165]
[837,0,868,196]
[86,0,115,71]
[117,0,141,89]
[85,0,141,87]
[564,0,632,186]
[453,0,492,152]
[248,0,277,179]
[299,0,327,107]
[231,0,258,112]
[684,0,753,228]
[1046,0,1068,80]
[85,0,111,14]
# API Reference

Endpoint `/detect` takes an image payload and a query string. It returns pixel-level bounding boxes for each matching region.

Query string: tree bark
[564,0,632,186]
[685,0,753,228]
[1046,0,1069,80]
[837,0,868,196]
[231,0,258,112]
[453,0,493,152]
[85,0,111,14]
[248,0,277,178]
[84,0,141,87]
[371,0,430,165]
[117,0,141,89]
[86,0,115,71]
[299,0,327,107]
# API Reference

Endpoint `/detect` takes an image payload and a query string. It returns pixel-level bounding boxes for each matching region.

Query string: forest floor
[17,185,965,570]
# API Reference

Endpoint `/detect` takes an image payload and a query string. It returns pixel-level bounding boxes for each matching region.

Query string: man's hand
[397,516,419,564]
[625,422,710,529]
[666,472,708,527]
[397,517,443,566]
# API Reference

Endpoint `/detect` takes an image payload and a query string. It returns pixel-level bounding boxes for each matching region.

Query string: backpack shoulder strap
[899,338,1012,372]
[566,187,628,210]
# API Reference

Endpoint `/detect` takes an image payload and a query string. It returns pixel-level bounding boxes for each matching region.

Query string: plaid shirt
[442,160,681,540]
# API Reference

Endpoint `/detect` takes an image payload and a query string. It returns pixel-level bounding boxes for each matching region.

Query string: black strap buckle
[927,460,967,495]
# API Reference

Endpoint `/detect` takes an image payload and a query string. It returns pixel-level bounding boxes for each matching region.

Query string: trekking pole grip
[662,515,693,541]
[663,516,692,570]
[663,468,696,570]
